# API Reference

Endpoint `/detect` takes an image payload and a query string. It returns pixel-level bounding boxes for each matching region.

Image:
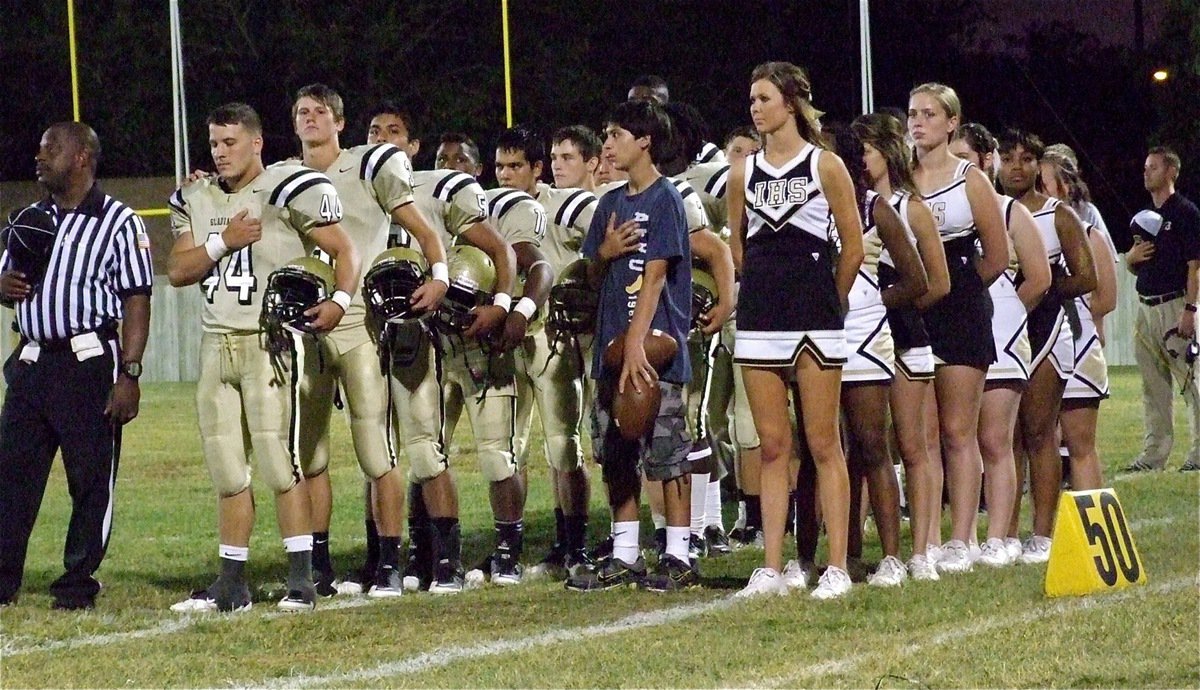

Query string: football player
[291,84,449,598]
[167,103,360,612]
[364,109,516,594]
[495,125,599,578]
[439,130,551,585]
[723,126,762,165]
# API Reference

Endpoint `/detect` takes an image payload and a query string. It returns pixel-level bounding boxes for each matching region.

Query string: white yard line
[259,596,739,688]
[740,576,1194,689]
[2,595,375,657]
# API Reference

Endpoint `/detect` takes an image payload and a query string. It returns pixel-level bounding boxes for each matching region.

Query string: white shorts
[895,346,935,381]
[842,303,894,384]
[1063,330,1109,400]
[734,329,847,369]
[987,281,1031,383]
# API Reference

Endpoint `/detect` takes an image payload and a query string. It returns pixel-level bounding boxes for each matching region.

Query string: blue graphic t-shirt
[582,176,692,384]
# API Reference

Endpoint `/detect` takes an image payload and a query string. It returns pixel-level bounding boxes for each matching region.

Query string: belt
[1139,290,1186,306]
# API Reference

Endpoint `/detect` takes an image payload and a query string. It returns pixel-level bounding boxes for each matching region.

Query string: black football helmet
[261,256,335,337]
[2,205,57,287]
[546,259,597,335]
[691,267,718,332]
[435,244,496,333]
[363,247,428,324]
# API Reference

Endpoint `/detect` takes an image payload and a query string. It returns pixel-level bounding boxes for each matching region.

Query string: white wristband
[330,290,352,312]
[204,234,229,263]
[492,292,512,312]
[513,297,538,320]
[430,261,449,286]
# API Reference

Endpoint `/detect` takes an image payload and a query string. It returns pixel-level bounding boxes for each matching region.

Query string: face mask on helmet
[363,247,428,324]
[261,256,335,337]
[435,244,496,334]
[691,268,718,332]
[2,205,57,288]
[546,259,597,335]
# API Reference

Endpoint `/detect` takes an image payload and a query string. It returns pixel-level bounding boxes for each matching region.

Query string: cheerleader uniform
[1063,224,1116,400]
[735,144,846,368]
[842,191,895,384]
[1025,198,1075,379]
[986,195,1033,384]
[920,159,996,368]
[880,191,935,381]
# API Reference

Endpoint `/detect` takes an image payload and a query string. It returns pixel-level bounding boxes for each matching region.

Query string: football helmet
[691,267,718,332]
[363,247,428,324]
[435,244,496,333]
[2,205,57,287]
[546,259,597,335]
[261,256,335,337]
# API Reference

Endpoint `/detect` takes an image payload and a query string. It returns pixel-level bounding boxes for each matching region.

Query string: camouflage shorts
[591,379,695,482]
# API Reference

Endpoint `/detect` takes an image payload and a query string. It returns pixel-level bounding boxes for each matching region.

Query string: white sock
[219,544,249,561]
[690,473,709,534]
[282,534,314,553]
[666,526,691,562]
[651,512,667,530]
[612,521,640,564]
[705,480,723,529]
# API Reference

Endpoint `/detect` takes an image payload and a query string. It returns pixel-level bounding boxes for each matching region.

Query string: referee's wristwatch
[121,361,143,380]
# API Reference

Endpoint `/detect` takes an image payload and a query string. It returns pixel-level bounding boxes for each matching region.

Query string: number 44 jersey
[169,164,342,334]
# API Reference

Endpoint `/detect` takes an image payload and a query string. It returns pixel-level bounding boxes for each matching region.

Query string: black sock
[564,513,588,552]
[378,536,401,569]
[745,495,762,531]
[364,520,380,571]
[430,517,461,568]
[553,507,566,548]
[286,550,314,595]
[218,556,246,583]
[495,519,524,557]
[312,531,331,573]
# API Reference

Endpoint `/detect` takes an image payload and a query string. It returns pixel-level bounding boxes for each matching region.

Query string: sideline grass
[1,368,1196,688]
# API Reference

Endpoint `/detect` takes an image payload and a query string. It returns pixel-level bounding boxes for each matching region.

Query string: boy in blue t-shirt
[568,100,696,592]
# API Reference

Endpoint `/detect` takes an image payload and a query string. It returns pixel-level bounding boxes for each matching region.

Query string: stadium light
[1152,69,1169,83]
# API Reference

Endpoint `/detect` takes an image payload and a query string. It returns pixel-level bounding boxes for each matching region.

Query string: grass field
[1,367,1197,688]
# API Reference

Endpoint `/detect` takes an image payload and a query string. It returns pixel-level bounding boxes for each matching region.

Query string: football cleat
[565,556,646,592]
[703,525,732,556]
[429,561,465,595]
[642,554,700,592]
[276,589,316,612]
[367,566,404,599]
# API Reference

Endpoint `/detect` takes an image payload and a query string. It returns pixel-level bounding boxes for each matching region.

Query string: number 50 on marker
[1045,489,1148,597]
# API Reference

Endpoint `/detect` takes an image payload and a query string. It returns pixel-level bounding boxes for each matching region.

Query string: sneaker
[925,543,943,565]
[703,525,732,555]
[781,559,811,590]
[688,533,708,561]
[976,538,1013,568]
[1004,537,1023,562]
[336,577,365,596]
[428,561,465,595]
[1180,460,1200,472]
[907,554,940,581]
[867,555,908,587]
[1121,459,1157,473]
[277,589,316,612]
[367,566,404,599]
[490,550,524,587]
[565,556,647,592]
[1018,535,1052,564]
[313,568,338,598]
[967,540,982,563]
[735,567,786,597]
[526,544,567,581]
[936,540,973,574]
[810,565,852,600]
[563,548,595,579]
[642,554,700,592]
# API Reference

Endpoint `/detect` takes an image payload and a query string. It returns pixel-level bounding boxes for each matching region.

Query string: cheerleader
[907,83,1008,574]
[729,62,864,599]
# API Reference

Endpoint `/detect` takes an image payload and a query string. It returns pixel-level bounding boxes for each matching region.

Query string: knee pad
[252,433,302,493]
[406,442,449,483]
[544,433,584,472]
[478,446,517,482]
[202,439,252,498]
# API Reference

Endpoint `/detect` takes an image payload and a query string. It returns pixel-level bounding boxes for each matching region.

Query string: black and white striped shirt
[1,185,154,343]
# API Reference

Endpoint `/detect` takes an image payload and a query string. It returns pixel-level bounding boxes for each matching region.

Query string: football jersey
[677,162,730,233]
[534,181,597,278]
[921,158,976,243]
[485,187,546,249]
[169,164,339,334]
[694,141,727,165]
[395,169,488,250]
[316,143,415,326]
[598,178,708,233]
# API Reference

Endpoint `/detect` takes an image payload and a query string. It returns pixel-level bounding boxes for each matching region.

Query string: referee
[0,122,153,610]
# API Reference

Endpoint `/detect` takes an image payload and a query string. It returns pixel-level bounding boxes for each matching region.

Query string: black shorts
[591,379,695,482]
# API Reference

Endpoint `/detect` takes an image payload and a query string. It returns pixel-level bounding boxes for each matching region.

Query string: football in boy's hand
[602,329,678,441]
